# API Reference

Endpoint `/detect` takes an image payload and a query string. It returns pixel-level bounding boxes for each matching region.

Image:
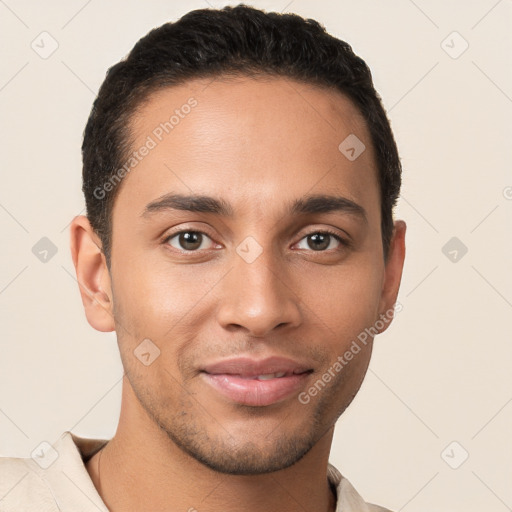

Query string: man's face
[91,76,402,474]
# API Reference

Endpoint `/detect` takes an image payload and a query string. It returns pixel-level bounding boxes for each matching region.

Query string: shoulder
[367,505,394,512]
[0,455,60,512]
[328,462,394,512]
[0,431,109,512]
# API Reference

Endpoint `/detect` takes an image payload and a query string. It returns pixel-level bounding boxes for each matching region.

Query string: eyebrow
[142,194,234,217]
[290,194,367,222]
[141,193,367,222]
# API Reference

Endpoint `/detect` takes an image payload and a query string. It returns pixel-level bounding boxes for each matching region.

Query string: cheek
[299,257,383,343]
[111,253,221,338]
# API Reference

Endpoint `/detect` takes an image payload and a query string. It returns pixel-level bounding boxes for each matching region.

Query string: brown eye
[295,231,345,252]
[307,233,330,251]
[166,231,213,251]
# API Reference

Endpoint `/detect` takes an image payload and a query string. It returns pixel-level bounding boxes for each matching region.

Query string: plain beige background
[1,1,511,510]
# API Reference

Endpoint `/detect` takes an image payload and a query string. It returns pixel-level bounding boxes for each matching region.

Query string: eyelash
[162,228,350,253]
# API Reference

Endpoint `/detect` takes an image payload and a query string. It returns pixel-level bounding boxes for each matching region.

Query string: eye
[164,231,217,251]
[295,230,347,252]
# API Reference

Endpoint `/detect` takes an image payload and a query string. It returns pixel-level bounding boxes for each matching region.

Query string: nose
[215,248,302,338]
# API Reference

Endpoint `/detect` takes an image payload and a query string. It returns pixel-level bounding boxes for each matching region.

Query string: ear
[377,220,406,334]
[69,215,115,332]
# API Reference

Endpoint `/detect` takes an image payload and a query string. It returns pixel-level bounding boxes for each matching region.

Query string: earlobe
[69,215,115,332]
[377,220,406,334]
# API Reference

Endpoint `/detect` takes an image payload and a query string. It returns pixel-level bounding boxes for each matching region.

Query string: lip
[201,356,313,407]
[202,356,312,377]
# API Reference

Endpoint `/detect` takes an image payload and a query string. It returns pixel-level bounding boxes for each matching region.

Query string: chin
[164,422,318,475]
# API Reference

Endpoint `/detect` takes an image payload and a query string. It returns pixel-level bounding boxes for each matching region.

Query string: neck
[87,378,337,512]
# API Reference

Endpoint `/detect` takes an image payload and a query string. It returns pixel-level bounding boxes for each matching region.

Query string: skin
[70,75,406,512]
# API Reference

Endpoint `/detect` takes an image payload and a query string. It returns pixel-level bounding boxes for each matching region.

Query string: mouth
[200,356,314,407]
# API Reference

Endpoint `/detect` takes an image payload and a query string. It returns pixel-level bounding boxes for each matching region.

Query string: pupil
[180,232,202,250]
[308,233,329,251]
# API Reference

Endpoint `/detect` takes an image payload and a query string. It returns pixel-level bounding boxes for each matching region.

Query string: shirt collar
[39,431,373,512]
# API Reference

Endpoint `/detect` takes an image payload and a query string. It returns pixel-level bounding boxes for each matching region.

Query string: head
[71,4,406,475]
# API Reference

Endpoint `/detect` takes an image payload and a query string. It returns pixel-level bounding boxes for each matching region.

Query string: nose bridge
[216,241,302,336]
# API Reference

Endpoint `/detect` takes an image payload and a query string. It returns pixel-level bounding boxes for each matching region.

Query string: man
[0,4,405,511]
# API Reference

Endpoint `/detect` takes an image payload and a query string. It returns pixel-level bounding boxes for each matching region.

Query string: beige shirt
[0,431,391,512]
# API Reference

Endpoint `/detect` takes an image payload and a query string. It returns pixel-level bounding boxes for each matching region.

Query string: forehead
[115,75,379,221]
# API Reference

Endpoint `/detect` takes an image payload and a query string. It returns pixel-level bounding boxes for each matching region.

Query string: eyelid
[296,223,351,243]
